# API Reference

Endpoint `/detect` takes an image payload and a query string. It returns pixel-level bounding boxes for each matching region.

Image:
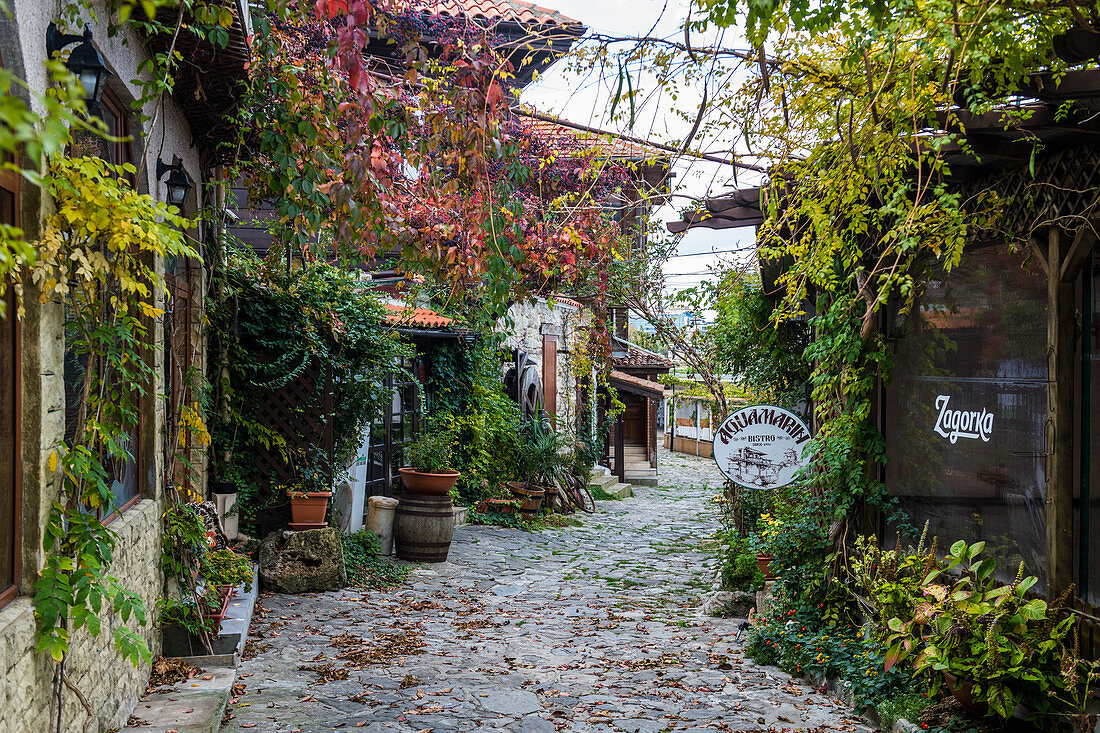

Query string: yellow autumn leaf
[48,450,58,472]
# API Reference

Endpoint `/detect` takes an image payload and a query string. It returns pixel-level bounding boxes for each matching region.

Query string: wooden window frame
[0,47,22,609]
[65,84,143,522]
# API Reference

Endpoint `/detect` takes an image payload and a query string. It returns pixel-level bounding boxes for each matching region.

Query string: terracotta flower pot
[399,467,460,496]
[756,553,777,581]
[289,491,331,524]
[942,671,989,716]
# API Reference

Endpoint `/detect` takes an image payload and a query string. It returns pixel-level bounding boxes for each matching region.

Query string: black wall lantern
[157,157,193,208]
[45,22,112,108]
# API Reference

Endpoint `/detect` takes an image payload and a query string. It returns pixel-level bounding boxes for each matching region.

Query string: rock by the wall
[701,590,756,618]
[259,528,346,593]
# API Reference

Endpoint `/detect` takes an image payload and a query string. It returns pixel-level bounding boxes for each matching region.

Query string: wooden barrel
[394,494,455,563]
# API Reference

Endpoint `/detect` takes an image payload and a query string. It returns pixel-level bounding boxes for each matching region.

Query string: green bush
[199,548,253,591]
[405,425,457,474]
[745,608,916,710]
[422,337,524,503]
[876,693,926,728]
[719,537,764,592]
[342,530,408,589]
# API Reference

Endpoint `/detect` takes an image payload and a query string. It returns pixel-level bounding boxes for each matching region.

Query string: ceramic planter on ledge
[398,467,460,496]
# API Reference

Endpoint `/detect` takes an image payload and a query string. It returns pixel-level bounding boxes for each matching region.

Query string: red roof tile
[383,303,453,328]
[413,0,583,28]
[613,344,674,369]
[516,116,657,160]
[552,296,584,309]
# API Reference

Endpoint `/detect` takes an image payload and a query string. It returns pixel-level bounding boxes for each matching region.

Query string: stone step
[453,506,469,526]
[624,460,653,470]
[589,473,618,490]
[605,482,633,499]
[625,470,658,487]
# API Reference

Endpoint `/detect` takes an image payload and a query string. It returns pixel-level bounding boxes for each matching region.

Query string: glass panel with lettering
[885,244,1048,591]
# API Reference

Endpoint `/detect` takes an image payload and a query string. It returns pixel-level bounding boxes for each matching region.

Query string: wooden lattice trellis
[963,146,1100,241]
[251,365,334,495]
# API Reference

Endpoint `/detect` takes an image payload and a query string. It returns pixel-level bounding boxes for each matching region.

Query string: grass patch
[343,530,411,589]
[589,485,622,501]
[470,510,583,531]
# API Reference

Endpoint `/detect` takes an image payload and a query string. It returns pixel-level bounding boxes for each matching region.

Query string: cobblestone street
[222,448,870,732]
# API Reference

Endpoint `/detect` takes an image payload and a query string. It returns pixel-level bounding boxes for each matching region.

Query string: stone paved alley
[221,449,872,732]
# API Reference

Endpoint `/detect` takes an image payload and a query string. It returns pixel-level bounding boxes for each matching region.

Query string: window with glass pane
[361,359,421,524]
[885,244,1048,591]
[64,87,141,517]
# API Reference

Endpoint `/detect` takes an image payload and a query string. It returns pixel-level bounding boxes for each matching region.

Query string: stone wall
[0,499,162,731]
[504,298,589,427]
[0,1,213,729]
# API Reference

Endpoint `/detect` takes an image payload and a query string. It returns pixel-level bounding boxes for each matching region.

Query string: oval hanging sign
[713,405,812,490]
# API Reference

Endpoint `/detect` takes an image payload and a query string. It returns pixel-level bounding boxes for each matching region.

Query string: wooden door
[622,398,646,445]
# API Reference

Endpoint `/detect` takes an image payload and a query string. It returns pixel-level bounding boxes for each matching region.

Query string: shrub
[718,535,764,592]
[870,537,1095,720]
[405,426,457,474]
[199,548,253,591]
[876,693,926,729]
[745,608,916,710]
[342,530,408,589]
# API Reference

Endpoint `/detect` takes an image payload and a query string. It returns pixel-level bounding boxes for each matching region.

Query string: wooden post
[1047,227,1076,599]
[615,414,626,483]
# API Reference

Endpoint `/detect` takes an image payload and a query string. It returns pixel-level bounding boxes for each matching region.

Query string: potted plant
[750,514,781,581]
[399,426,460,496]
[510,417,572,512]
[880,539,1092,720]
[286,484,332,526]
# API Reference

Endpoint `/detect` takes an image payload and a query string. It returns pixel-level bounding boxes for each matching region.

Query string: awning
[609,370,667,399]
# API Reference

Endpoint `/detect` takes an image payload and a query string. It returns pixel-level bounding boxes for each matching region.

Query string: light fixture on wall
[45,23,112,108]
[157,158,193,208]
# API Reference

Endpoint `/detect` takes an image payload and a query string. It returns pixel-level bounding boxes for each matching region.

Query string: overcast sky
[517,0,758,293]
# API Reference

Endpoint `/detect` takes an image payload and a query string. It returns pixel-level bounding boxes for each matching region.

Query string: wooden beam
[1060,227,1097,283]
[1047,227,1076,600]
[1030,238,1049,276]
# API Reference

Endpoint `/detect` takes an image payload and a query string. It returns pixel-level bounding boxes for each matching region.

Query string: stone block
[701,590,755,618]
[259,527,347,593]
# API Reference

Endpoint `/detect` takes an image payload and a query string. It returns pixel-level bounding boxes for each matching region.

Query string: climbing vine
[235,3,635,325]
[208,244,411,534]
[31,154,194,727]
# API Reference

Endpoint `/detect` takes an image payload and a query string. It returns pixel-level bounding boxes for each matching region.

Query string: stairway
[610,444,659,486]
[588,465,633,499]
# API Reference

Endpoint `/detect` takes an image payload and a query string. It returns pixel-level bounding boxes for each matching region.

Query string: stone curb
[125,568,260,732]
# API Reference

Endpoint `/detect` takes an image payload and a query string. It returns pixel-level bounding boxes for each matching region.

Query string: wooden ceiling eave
[140,3,251,157]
